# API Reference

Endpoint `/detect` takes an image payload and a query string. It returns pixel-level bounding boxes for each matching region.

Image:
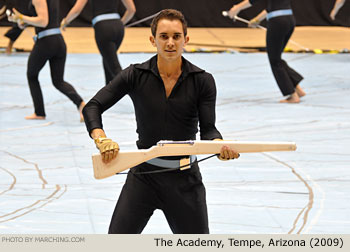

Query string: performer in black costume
[2,0,31,54]
[61,0,136,84]
[8,0,85,120]
[83,9,240,233]
[228,0,306,103]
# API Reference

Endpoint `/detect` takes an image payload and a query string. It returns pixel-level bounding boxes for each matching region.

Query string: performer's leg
[267,17,304,103]
[266,18,295,97]
[94,20,124,84]
[26,41,49,118]
[6,40,14,55]
[161,165,209,234]
[280,18,304,90]
[102,58,114,85]
[108,170,158,234]
[4,25,23,55]
[48,36,84,120]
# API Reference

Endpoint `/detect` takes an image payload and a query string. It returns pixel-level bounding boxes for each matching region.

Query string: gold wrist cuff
[94,137,108,145]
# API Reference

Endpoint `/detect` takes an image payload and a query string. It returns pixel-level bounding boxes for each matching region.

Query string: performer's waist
[145,155,197,169]
[92,13,120,26]
[34,28,61,41]
[267,9,293,20]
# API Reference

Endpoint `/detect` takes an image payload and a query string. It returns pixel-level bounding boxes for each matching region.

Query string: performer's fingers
[12,8,19,17]
[223,148,230,160]
[113,149,118,160]
[218,146,240,160]
[218,146,229,160]
[60,18,67,31]
[227,149,235,159]
[103,148,118,163]
[101,149,109,163]
[103,151,109,163]
[231,148,240,159]
[101,152,107,163]
[107,150,114,163]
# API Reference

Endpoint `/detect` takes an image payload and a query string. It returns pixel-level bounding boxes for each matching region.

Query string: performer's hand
[228,5,240,20]
[60,18,68,31]
[213,139,240,161]
[94,137,119,163]
[248,18,260,28]
[218,145,240,161]
[330,11,336,20]
[8,8,23,23]
[18,19,25,29]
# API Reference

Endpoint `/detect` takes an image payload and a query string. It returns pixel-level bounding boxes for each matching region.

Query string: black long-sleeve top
[249,0,292,12]
[83,55,223,149]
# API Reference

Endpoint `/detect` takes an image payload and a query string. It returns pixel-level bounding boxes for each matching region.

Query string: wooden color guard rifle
[92,140,297,179]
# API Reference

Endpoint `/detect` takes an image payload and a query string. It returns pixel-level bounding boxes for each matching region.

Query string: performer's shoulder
[182,57,216,85]
[132,55,157,71]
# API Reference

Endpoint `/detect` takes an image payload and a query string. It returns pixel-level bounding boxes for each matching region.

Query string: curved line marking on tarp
[262,153,314,234]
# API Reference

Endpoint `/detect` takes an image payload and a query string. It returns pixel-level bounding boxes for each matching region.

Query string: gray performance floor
[0,52,349,234]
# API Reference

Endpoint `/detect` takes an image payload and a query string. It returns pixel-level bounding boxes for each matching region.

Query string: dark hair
[151,9,188,37]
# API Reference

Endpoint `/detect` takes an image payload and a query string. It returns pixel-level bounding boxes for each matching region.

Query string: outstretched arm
[228,0,252,19]
[121,0,136,25]
[61,0,88,30]
[330,0,346,20]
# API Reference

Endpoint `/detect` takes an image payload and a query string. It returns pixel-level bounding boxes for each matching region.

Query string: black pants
[4,24,23,42]
[93,19,124,84]
[27,34,83,117]
[108,162,209,234]
[266,15,303,96]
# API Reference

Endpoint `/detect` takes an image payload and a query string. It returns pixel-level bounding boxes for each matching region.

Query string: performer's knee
[27,70,38,83]
[52,78,65,90]
[269,58,283,68]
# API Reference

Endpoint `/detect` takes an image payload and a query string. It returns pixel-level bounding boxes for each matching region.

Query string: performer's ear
[184,35,189,46]
[149,36,156,47]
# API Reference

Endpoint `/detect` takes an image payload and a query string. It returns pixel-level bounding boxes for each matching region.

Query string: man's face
[150,18,189,62]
